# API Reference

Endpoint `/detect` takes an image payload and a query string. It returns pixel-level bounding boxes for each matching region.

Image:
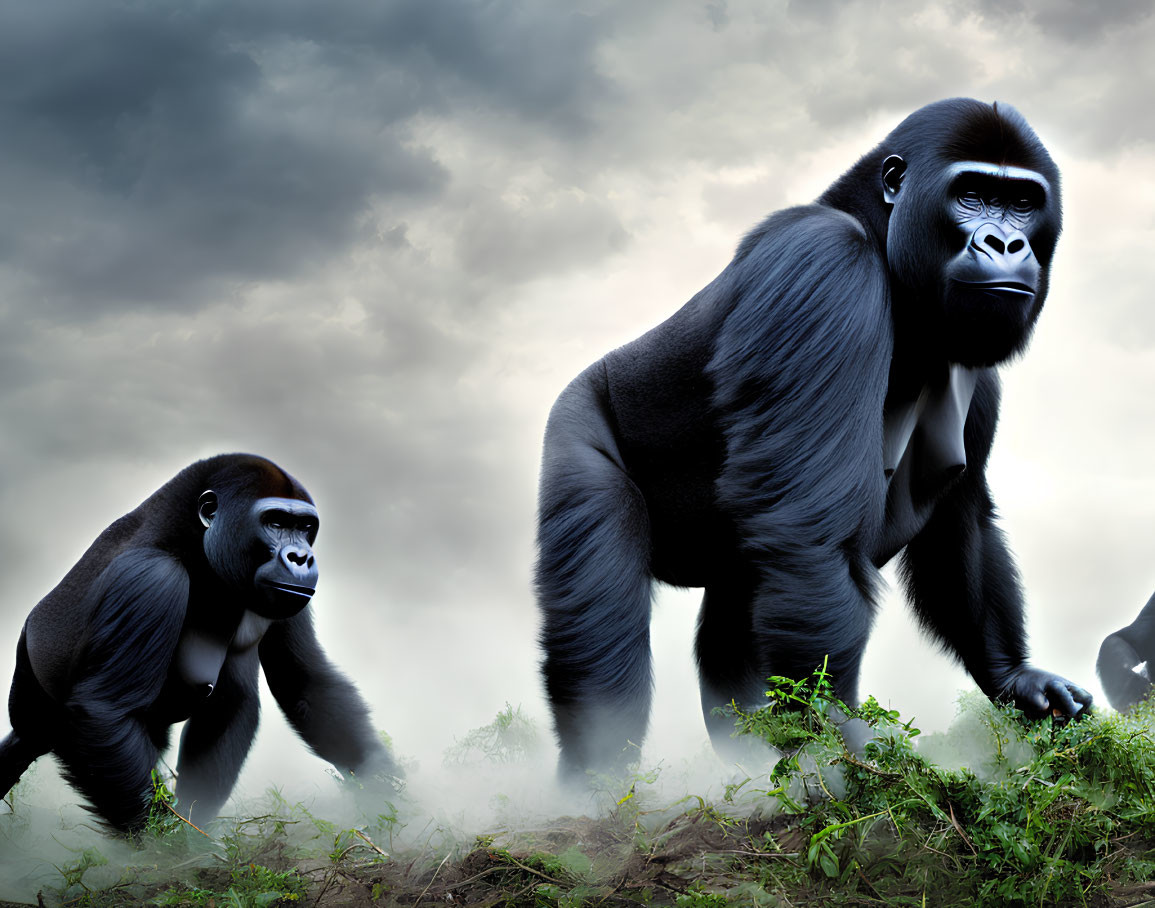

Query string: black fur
[536,98,1091,777]
[0,454,398,833]
[1097,591,1155,712]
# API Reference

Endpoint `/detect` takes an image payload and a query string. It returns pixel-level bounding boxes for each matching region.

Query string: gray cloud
[0,0,624,311]
[454,189,629,284]
[967,0,1154,41]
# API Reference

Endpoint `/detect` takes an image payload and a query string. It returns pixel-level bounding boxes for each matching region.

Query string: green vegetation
[442,701,540,766]
[154,861,307,908]
[3,688,1155,906]
[725,663,1155,905]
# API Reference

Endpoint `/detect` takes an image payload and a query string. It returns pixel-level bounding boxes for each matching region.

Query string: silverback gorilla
[0,454,398,832]
[536,98,1092,777]
[1097,591,1155,712]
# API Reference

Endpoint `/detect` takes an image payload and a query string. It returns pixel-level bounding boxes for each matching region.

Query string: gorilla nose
[971,223,1031,263]
[285,548,312,567]
[280,546,318,581]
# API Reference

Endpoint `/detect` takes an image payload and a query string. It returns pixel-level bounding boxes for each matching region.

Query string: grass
[4,688,1155,906]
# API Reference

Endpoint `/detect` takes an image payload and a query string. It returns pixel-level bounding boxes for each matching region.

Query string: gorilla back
[0,454,398,833]
[536,98,1091,778]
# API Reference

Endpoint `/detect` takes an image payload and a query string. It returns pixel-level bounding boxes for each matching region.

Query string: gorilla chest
[173,626,229,696]
[158,611,271,721]
[873,365,978,565]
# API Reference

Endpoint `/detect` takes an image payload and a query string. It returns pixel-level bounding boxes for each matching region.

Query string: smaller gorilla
[0,454,397,833]
[1098,590,1155,712]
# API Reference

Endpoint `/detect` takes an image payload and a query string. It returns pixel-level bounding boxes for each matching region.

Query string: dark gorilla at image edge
[1098,591,1155,712]
[0,454,399,833]
[536,98,1091,778]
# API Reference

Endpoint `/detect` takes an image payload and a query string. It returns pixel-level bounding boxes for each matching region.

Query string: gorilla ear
[197,490,218,528]
[881,155,907,204]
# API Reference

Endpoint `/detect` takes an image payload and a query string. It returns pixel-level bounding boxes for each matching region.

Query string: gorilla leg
[54,712,160,833]
[698,573,874,758]
[696,580,768,758]
[0,735,42,798]
[175,648,260,825]
[537,373,655,778]
[2,632,56,796]
[749,558,875,704]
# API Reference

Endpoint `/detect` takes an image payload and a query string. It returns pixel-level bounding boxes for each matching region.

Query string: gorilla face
[883,156,1058,367]
[198,490,319,618]
[939,161,1052,365]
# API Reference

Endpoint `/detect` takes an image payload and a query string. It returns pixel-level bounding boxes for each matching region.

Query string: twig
[311,869,335,907]
[502,881,543,906]
[414,851,453,906]
[710,849,800,859]
[839,752,902,779]
[856,865,885,900]
[948,803,977,856]
[499,854,566,886]
[164,801,210,838]
[404,821,440,877]
[442,865,505,891]
[355,828,389,857]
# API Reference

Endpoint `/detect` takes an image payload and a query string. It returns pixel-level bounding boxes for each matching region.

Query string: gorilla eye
[958,190,983,212]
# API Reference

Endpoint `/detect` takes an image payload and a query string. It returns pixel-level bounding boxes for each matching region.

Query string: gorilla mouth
[263,582,316,599]
[955,280,1035,298]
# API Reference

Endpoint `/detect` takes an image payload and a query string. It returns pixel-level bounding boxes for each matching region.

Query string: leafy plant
[442,702,540,766]
[675,887,731,906]
[145,768,187,839]
[728,665,1155,906]
[54,847,108,894]
[155,863,307,907]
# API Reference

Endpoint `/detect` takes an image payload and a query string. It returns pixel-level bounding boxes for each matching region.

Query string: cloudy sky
[2,0,1154,814]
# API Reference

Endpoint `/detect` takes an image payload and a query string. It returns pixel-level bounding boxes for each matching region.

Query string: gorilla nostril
[983,234,1005,255]
[286,550,308,566]
[1008,238,1024,254]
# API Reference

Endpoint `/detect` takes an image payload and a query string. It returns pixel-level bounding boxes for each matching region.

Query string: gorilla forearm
[901,502,1026,687]
[282,668,385,771]
[259,616,394,775]
[900,483,1089,717]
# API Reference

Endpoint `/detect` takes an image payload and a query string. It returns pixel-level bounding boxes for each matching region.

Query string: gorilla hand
[997,666,1092,720]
